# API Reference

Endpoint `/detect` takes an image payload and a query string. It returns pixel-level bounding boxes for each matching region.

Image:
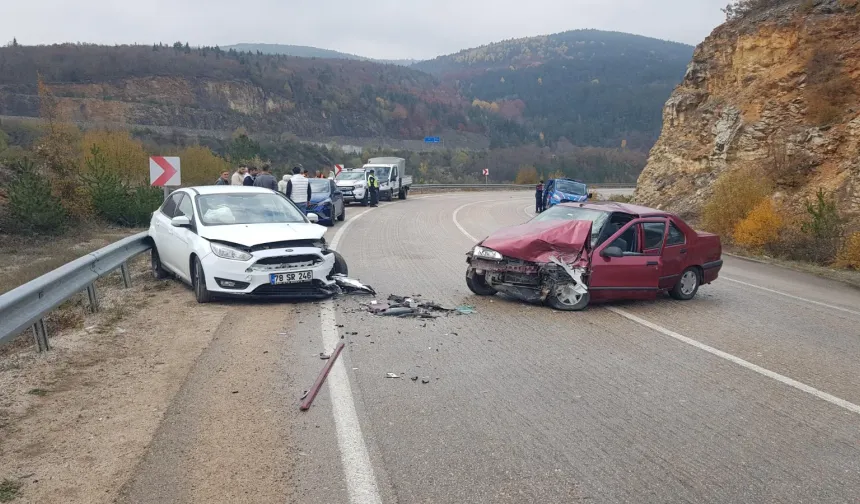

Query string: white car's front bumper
[339,186,366,202]
[200,246,338,298]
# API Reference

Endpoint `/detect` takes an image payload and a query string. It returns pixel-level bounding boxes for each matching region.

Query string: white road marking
[322,204,382,504]
[452,199,860,417]
[452,200,490,242]
[606,307,860,416]
[722,276,860,317]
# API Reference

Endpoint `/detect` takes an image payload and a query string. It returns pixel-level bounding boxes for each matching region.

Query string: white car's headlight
[210,242,252,261]
[473,245,503,261]
[355,183,366,188]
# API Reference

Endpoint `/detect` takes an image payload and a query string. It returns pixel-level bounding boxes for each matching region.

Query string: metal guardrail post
[120,263,132,288]
[86,284,99,313]
[32,318,49,352]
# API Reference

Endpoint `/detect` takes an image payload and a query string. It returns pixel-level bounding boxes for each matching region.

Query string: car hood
[198,222,326,247]
[480,220,592,265]
[552,191,588,202]
[309,194,331,204]
[336,180,364,187]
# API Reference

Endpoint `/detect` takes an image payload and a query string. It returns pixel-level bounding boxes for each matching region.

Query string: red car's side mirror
[601,246,624,258]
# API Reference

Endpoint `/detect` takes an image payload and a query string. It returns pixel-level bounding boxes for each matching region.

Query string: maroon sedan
[465,202,723,311]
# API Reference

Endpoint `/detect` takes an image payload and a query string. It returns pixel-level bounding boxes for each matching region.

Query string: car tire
[546,284,590,311]
[466,269,497,296]
[360,192,369,207]
[337,205,345,221]
[151,248,169,280]
[398,188,407,200]
[670,267,700,301]
[332,251,349,276]
[192,257,212,304]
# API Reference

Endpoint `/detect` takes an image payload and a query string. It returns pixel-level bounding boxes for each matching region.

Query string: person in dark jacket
[535,180,545,213]
[253,164,278,190]
[243,167,258,186]
[215,171,230,185]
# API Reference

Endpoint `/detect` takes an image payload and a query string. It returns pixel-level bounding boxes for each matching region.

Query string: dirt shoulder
[0,256,225,503]
[0,225,143,295]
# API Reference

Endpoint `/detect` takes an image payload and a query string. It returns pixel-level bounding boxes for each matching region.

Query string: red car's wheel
[547,284,590,311]
[670,267,700,300]
[466,269,497,296]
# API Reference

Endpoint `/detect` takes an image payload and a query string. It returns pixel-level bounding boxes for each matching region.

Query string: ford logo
[285,249,294,252]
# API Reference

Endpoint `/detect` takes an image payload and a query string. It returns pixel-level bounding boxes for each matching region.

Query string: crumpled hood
[552,191,588,203]
[199,222,325,247]
[480,220,592,265]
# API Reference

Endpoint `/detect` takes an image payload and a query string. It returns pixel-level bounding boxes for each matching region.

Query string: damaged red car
[465,202,723,311]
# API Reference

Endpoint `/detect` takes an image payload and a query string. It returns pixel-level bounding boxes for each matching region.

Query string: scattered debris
[333,274,376,295]
[421,378,430,384]
[363,293,467,319]
[386,373,400,379]
[319,353,331,360]
[300,342,345,411]
[300,390,309,400]
[411,376,419,381]
[455,305,476,315]
[232,390,239,394]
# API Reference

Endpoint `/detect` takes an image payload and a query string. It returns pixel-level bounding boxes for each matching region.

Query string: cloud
[2,0,728,60]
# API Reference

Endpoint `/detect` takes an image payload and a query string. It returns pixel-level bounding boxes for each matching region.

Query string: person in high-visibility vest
[367,169,379,207]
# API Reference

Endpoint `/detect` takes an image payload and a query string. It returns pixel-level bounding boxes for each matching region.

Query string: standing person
[231,165,246,186]
[367,169,379,207]
[253,164,278,190]
[243,167,258,186]
[535,179,545,213]
[215,170,230,185]
[302,169,310,178]
[278,174,289,194]
[286,165,312,213]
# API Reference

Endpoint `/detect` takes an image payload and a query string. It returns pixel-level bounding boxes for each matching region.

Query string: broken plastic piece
[455,305,476,315]
[381,307,416,316]
[333,274,376,295]
[386,373,400,378]
[319,353,331,360]
[549,256,588,296]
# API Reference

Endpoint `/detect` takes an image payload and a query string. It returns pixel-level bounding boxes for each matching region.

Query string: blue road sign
[424,136,441,143]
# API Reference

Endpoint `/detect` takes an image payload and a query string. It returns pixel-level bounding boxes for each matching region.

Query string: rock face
[636,0,860,226]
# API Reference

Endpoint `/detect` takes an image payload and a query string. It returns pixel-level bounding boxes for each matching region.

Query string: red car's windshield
[531,205,610,246]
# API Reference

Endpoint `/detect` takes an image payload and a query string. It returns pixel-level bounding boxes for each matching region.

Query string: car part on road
[386,373,400,378]
[455,305,476,315]
[319,352,331,360]
[332,274,376,295]
[300,341,345,411]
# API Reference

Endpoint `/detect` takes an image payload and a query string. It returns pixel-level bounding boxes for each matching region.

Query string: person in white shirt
[285,166,312,213]
[277,174,289,194]
[231,166,246,186]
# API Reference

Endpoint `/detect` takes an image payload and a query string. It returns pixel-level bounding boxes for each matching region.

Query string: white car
[148,186,348,303]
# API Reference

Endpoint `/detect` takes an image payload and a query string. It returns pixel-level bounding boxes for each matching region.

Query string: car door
[330,180,343,217]
[589,218,664,301]
[658,220,688,289]
[160,192,194,280]
[153,192,183,270]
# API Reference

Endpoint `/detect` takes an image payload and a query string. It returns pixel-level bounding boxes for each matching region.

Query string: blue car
[543,178,592,210]
[307,179,346,226]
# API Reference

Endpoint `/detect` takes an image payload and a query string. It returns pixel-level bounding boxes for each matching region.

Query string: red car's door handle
[680,248,688,254]
[646,261,658,266]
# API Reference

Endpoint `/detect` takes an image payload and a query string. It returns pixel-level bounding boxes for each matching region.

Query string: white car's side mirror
[307,213,319,223]
[171,216,191,227]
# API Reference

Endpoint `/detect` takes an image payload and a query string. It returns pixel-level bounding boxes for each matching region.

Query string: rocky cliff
[636,0,860,227]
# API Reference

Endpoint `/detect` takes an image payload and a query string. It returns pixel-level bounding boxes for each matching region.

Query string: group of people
[214,164,329,213]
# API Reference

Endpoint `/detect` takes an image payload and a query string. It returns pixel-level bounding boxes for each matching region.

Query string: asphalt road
[123,190,860,504]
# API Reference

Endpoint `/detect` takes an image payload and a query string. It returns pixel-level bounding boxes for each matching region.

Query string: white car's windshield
[337,172,366,181]
[369,167,391,180]
[196,193,307,226]
[531,206,609,246]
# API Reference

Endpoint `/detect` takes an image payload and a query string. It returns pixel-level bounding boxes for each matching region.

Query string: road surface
[120,191,860,503]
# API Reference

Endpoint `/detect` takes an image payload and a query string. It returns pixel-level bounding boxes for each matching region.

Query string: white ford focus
[148,186,348,303]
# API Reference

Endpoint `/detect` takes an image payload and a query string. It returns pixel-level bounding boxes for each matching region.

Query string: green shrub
[81,146,162,227]
[801,188,844,264]
[2,158,68,234]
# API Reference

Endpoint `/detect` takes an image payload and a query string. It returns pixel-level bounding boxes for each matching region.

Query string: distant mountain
[222,43,417,66]
[413,29,694,150]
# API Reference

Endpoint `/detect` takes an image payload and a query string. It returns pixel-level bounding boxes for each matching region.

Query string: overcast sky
[2,0,728,60]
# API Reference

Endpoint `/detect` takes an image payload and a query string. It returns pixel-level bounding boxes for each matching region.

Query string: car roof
[183,186,276,196]
[558,201,669,217]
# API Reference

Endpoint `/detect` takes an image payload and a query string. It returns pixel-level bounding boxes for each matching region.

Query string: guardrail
[410,183,634,190]
[0,232,152,352]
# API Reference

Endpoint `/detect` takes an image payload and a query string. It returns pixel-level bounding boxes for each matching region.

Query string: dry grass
[702,167,772,240]
[836,232,860,270]
[733,198,783,250]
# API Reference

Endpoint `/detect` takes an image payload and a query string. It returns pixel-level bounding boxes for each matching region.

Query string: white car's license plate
[270,271,313,284]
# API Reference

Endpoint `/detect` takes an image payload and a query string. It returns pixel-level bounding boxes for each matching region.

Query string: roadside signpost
[424,136,441,143]
[150,156,181,200]
[334,164,343,177]
[482,168,489,184]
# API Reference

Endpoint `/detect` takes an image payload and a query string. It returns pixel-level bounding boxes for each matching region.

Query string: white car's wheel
[151,248,169,280]
[192,257,212,304]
